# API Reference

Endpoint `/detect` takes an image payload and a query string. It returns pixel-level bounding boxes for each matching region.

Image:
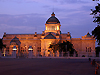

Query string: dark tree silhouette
[92,25,100,45]
[49,43,59,53]
[90,2,100,45]
[95,46,100,57]
[0,39,6,51]
[49,40,76,56]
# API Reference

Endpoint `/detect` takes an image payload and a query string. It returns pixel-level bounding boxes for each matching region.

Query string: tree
[49,40,76,56]
[95,46,100,57]
[49,43,59,53]
[0,39,6,51]
[90,2,100,45]
[92,25,100,45]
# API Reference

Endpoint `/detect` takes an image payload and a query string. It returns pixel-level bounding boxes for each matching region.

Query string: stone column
[55,51,57,57]
[81,51,83,57]
[45,50,48,57]
[43,51,45,57]
[78,52,81,57]
[53,53,54,57]
[73,51,76,57]
[34,49,37,57]
[51,50,53,57]
[38,52,40,57]
[32,51,34,57]
[3,48,6,57]
[57,51,59,57]
[62,51,63,57]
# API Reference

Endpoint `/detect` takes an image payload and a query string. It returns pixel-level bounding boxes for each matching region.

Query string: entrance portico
[41,38,60,57]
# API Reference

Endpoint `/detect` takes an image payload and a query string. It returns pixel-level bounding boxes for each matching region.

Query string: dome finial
[51,12,55,16]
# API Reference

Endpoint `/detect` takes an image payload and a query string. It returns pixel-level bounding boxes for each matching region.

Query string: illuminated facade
[2,12,96,57]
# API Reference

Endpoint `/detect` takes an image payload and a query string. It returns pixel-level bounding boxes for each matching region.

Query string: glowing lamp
[57,26,59,30]
[28,48,33,50]
[46,26,47,30]
[28,46,33,50]
[13,46,17,50]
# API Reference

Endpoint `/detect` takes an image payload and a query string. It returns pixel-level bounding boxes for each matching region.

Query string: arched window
[86,47,87,52]
[86,47,92,52]
[90,47,91,52]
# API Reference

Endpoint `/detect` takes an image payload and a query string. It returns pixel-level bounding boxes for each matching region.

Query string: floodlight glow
[13,46,17,50]
[46,26,47,30]
[57,26,59,30]
[28,48,33,50]
[13,48,17,50]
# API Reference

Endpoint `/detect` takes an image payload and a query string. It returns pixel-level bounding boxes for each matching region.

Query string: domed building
[2,12,96,57]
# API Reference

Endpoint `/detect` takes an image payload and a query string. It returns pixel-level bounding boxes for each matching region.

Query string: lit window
[46,26,47,30]
[57,26,59,30]
[49,42,51,45]
[86,47,87,52]
[55,27,56,30]
[52,26,55,30]
[86,47,92,52]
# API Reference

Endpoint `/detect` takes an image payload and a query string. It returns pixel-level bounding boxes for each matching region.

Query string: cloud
[0,13,47,38]
[0,0,97,39]
[0,0,23,3]
[49,0,90,5]
[0,0,48,3]
[41,0,94,16]
[60,0,89,4]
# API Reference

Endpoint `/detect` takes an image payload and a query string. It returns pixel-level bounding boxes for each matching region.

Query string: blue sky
[0,0,99,41]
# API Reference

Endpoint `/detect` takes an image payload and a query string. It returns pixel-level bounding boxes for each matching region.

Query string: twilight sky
[0,0,99,40]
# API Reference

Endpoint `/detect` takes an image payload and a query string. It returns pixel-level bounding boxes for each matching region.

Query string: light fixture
[13,46,17,50]
[28,46,33,50]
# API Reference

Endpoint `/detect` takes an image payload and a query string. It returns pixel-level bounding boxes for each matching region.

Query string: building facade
[2,12,96,57]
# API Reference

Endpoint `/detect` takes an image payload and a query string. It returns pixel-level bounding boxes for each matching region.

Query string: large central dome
[46,12,60,24]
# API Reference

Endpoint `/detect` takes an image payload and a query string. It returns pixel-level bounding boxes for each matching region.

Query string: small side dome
[46,12,60,24]
[86,32,91,37]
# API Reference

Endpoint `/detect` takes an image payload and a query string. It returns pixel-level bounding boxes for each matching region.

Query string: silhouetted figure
[92,59,96,66]
[89,58,91,61]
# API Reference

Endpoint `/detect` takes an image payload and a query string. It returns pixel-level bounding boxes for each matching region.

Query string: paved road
[0,58,99,75]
